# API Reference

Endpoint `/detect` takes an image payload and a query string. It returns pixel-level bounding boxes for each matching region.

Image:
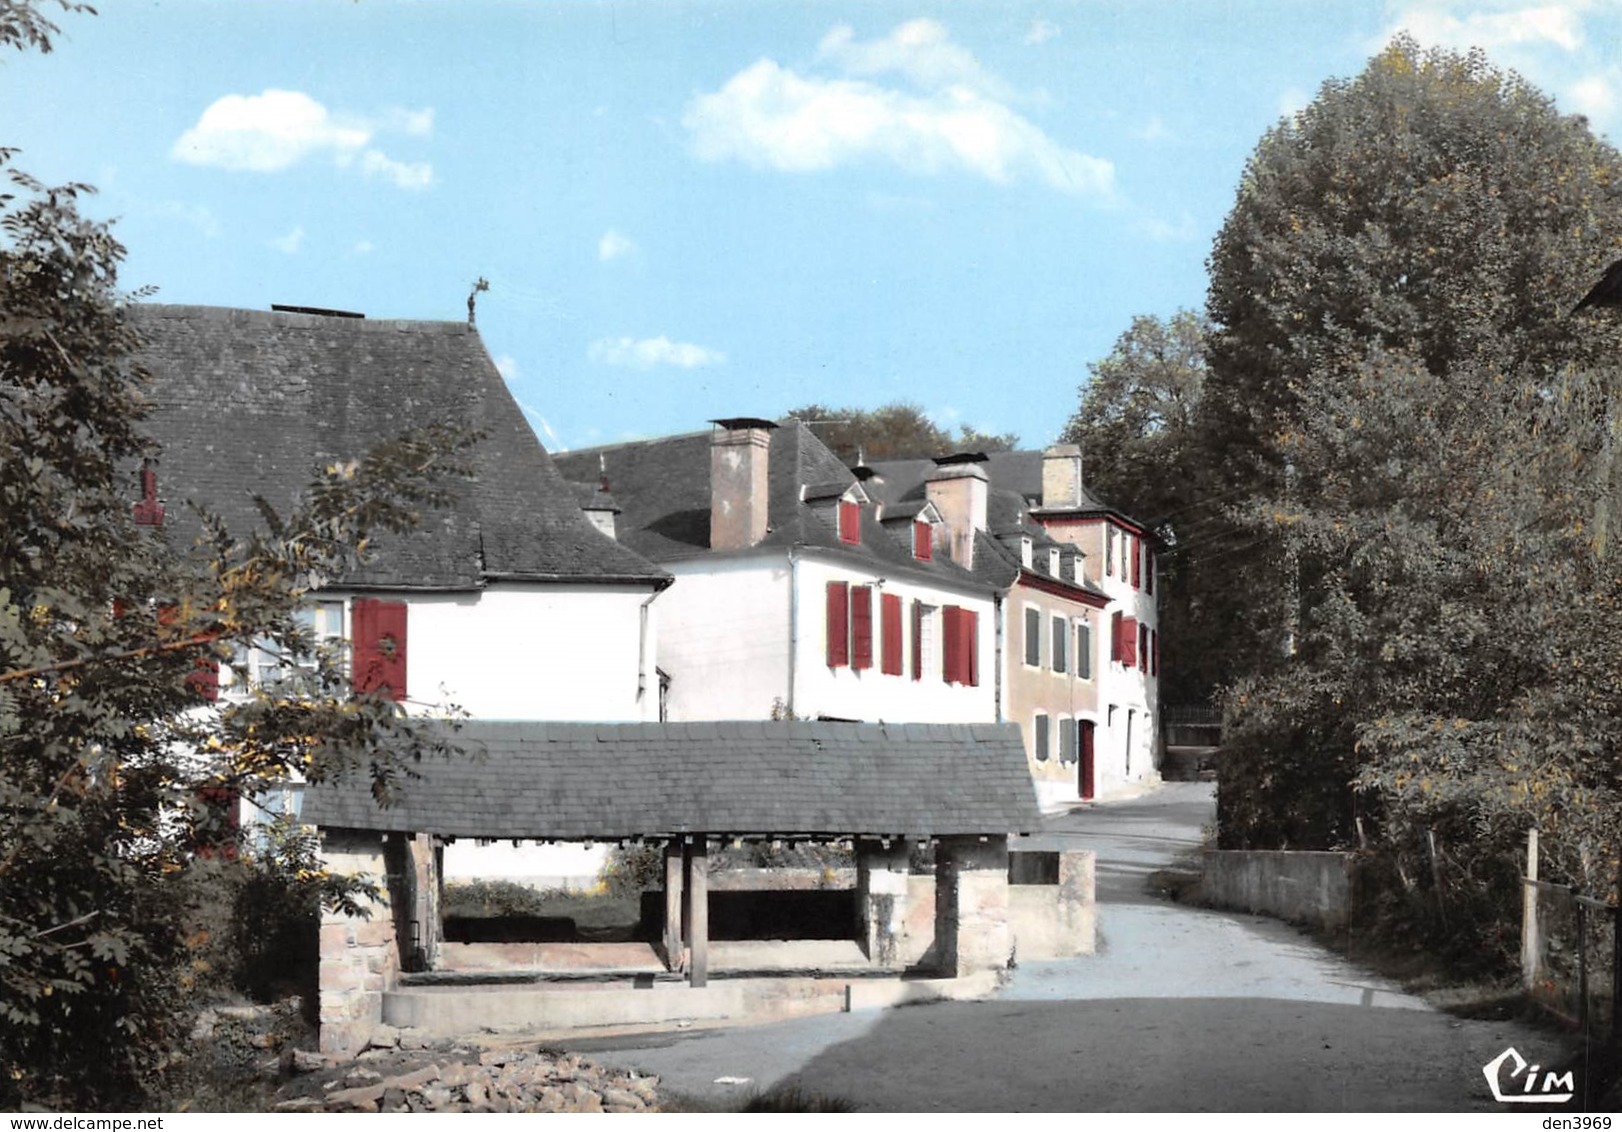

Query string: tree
[1062,311,1233,702]
[1197,37,1622,964]
[0,6,472,1106]
[785,401,1017,464]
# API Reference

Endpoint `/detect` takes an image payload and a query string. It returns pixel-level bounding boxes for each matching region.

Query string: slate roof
[129,305,666,590]
[554,420,993,593]
[300,719,1041,839]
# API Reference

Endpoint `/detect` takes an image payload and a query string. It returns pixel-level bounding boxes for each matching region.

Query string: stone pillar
[933,835,1011,977]
[683,837,709,988]
[1056,849,1096,956]
[317,828,400,1054]
[856,838,911,968]
[662,840,685,971]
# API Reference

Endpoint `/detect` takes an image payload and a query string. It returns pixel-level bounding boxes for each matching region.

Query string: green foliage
[784,401,1017,464]
[1191,38,1622,965]
[0,6,474,1105]
[1062,311,1223,703]
[601,843,664,899]
[442,879,561,920]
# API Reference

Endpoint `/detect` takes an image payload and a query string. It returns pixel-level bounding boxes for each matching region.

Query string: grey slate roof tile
[301,719,1039,839]
[129,305,667,589]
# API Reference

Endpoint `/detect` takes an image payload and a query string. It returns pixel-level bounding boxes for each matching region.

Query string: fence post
[1614,853,1621,1041]
[1576,898,1589,1036]
[1521,828,1540,991]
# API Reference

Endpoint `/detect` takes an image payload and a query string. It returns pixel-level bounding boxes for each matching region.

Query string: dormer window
[838,499,861,544]
[1020,537,1033,568]
[913,519,933,560]
[1048,548,1061,576]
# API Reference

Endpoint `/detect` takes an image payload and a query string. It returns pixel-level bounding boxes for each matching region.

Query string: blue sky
[5,1,1620,452]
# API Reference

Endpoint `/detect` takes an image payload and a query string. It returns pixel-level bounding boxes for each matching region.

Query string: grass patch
[662,1084,857,1112]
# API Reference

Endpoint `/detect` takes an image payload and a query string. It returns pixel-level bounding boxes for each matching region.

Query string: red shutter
[881,593,903,675]
[913,521,932,560]
[1139,623,1149,670]
[838,500,860,544]
[1131,536,1141,588]
[1122,616,1139,669]
[851,586,874,670]
[1110,611,1123,662]
[826,582,850,667]
[964,609,979,687]
[354,597,408,701]
[911,600,923,681]
[187,657,221,702]
[942,606,961,684]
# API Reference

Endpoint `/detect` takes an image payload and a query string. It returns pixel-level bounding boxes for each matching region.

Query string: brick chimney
[1042,444,1084,510]
[925,455,989,570]
[710,418,776,550]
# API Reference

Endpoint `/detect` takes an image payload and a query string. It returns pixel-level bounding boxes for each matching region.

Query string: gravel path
[577,783,1566,1111]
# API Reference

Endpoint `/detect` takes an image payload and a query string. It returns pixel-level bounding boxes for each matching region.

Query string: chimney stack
[710,418,776,550]
[925,454,989,570]
[1042,444,1084,510]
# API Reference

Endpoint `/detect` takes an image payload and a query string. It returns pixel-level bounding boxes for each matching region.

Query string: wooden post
[1613,853,1621,1041]
[1521,827,1540,991]
[683,837,709,988]
[662,840,684,972]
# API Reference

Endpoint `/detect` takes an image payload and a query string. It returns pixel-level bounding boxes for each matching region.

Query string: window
[1151,629,1159,677]
[838,499,861,544]
[1146,549,1155,596]
[1105,526,1114,576]
[222,599,344,698]
[1138,622,1149,671]
[1120,615,1139,668]
[1051,614,1068,673]
[1033,713,1050,761]
[352,597,407,701]
[1059,716,1077,764]
[913,520,933,561]
[913,601,938,681]
[1110,610,1122,662]
[1020,537,1033,568]
[1076,621,1092,680]
[1024,606,1041,667]
[942,606,978,686]
[1048,548,1060,576]
[851,585,874,670]
[1131,534,1142,589]
[882,590,908,671]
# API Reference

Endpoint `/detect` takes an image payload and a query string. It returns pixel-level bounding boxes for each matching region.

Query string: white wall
[400,583,658,722]
[656,559,792,719]
[792,555,997,724]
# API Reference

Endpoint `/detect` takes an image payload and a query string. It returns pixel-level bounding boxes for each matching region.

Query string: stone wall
[1008,850,1096,960]
[319,829,402,1054]
[934,837,1012,976]
[1200,849,1352,930]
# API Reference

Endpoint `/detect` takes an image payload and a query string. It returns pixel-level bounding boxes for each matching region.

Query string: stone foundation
[319,829,402,1054]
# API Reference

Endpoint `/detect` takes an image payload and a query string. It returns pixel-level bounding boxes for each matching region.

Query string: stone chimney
[1042,444,1084,510]
[925,455,989,570]
[710,418,776,550]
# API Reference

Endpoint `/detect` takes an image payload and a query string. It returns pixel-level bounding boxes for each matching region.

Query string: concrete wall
[1201,849,1352,931]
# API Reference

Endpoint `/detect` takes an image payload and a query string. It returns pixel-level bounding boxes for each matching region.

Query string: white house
[131,303,671,885]
[554,419,998,725]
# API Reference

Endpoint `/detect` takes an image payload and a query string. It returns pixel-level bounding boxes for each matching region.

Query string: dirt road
[578,784,1567,1111]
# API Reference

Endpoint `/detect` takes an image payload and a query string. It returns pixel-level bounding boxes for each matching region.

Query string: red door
[1079,720,1096,801]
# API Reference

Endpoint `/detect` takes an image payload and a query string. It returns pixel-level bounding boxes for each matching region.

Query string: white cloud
[1385,1,1587,53]
[269,225,304,254]
[1024,19,1061,46]
[1568,72,1617,119]
[172,89,434,190]
[493,354,520,381]
[588,336,726,370]
[360,148,433,190]
[817,19,1013,101]
[684,34,1115,198]
[598,229,637,262]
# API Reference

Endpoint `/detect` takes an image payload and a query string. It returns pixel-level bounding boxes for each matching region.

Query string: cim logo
[1482,1047,1575,1104]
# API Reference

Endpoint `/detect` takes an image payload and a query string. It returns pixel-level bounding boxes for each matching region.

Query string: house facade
[131,303,671,885]
[866,446,1159,809]
[554,419,998,725]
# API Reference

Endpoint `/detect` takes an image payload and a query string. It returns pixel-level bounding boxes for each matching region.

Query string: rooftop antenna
[467,276,489,327]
